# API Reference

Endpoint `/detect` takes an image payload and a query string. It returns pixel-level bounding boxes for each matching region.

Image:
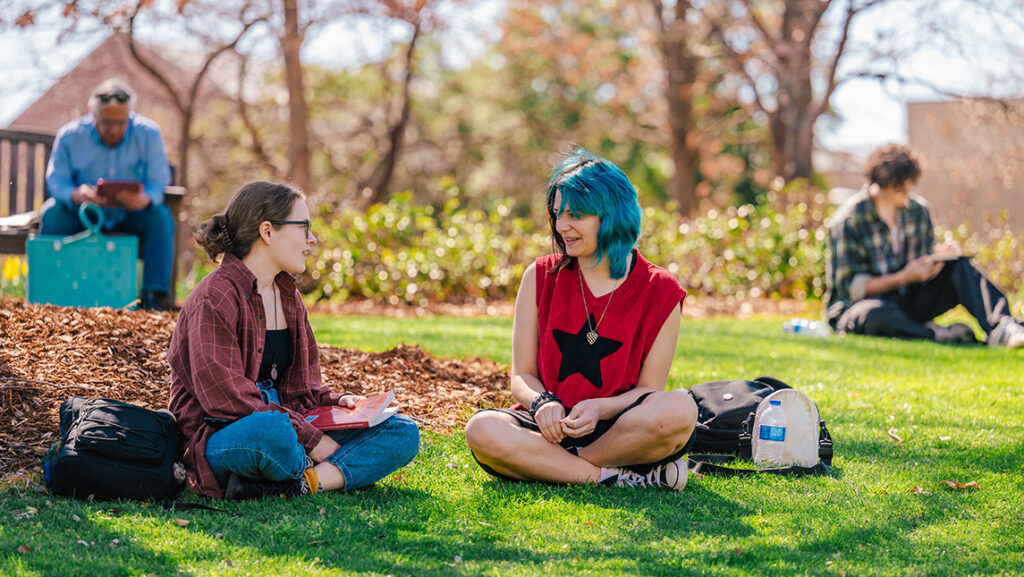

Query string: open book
[303,391,397,431]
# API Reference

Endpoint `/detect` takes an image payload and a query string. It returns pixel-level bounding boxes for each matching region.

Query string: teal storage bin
[27,203,138,309]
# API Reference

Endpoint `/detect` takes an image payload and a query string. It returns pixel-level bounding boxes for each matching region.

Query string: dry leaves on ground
[886,427,904,447]
[0,297,509,478]
[940,480,981,491]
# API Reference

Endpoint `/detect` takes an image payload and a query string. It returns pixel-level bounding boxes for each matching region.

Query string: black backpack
[43,397,182,500]
[687,376,834,476]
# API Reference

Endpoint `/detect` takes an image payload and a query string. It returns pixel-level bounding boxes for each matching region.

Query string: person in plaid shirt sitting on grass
[825,143,1024,348]
[168,181,420,499]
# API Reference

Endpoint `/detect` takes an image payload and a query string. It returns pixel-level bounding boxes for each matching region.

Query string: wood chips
[0,297,510,479]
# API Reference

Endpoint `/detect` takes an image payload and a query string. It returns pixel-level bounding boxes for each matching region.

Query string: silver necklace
[578,266,620,345]
[270,283,279,381]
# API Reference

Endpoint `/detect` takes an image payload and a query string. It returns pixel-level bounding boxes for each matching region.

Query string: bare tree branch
[738,0,778,53]
[703,13,769,115]
[235,51,286,176]
[353,17,421,207]
[125,3,264,187]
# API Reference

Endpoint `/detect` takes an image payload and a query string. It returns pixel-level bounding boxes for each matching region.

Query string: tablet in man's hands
[96,180,143,206]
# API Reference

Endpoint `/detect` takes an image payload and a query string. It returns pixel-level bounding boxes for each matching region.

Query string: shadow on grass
[227,480,759,577]
[0,491,188,576]
[36,479,750,576]
[3,461,1019,577]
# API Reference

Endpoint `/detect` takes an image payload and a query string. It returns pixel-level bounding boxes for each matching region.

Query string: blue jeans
[205,410,420,491]
[39,197,175,294]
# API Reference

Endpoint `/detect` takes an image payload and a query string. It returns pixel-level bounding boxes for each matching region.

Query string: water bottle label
[758,424,786,442]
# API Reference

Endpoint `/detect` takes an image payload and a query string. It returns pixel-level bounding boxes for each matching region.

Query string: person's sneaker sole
[663,458,688,491]
[663,459,688,489]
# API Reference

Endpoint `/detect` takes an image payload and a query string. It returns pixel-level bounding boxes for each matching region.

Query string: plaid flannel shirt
[167,254,342,498]
[825,189,935,321]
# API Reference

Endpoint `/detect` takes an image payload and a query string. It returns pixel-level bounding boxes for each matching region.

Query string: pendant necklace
[269,283,279,381]
[578,265,620,345]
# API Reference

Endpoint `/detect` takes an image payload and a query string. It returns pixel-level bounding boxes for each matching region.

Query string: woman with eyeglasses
[168,180,420,499]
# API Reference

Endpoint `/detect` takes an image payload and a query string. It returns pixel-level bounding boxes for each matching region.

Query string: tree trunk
[282,0,311,193]
[774,0,818,181]
[354,22,421,208]
[655,0,699,216]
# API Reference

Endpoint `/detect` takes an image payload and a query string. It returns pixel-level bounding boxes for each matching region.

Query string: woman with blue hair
[465,148,697,490]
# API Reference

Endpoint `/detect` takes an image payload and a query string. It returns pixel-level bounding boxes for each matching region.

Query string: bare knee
[646,390,697,439]
[465,412,517,458]
[675,390,698,430]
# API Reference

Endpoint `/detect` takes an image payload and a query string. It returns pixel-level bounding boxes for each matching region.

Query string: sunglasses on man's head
[96,90,130,104]
[270,219,312,240]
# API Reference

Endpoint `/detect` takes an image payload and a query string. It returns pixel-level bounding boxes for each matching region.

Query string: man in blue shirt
[42,78,175,310]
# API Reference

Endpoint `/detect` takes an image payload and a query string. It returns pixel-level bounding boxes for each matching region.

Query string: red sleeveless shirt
[535,252,686,409]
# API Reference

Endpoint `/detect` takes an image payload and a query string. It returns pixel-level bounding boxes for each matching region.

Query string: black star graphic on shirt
[553,314,623,389]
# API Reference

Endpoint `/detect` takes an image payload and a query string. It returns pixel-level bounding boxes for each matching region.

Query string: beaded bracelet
[530,391,563,418]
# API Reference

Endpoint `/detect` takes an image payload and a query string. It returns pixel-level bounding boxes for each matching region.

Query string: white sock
[599,467,621,484]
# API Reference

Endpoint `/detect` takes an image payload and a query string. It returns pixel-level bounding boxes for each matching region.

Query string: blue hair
[546,148,642,279]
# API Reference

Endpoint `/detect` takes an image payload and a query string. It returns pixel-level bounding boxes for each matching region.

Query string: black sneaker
[605,458,688,490]
[224,473,309,499]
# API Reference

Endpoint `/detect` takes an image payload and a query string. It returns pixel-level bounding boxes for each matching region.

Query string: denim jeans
[39,197,175,294]
[255,379,280,405]
[205,409,420,491]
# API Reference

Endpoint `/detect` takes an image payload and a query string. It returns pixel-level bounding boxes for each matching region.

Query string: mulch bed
[0,297,509,480]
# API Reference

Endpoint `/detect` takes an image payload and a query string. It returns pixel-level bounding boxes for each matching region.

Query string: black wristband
[530,391,562,418]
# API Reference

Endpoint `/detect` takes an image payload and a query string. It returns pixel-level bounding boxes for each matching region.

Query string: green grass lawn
[2,314,1022,576]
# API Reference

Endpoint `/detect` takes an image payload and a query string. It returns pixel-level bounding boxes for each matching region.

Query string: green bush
[199,183,1024,315]
[937,213,1024,311]
[307,193,549,304]
[640,181,829,300]
[306,182,831,304]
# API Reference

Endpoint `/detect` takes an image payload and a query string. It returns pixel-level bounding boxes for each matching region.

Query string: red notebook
[303,391,397,430]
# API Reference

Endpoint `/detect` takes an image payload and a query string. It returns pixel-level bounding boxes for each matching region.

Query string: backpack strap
[687,453,831,477]
[752,375,793,391]
[819,420,834,466]
[738,419,753,461]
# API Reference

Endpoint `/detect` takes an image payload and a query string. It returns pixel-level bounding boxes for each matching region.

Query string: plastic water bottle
[754,399,787,467]
[783,318,830,337]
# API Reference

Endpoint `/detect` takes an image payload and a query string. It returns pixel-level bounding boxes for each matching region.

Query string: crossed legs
[465,389,696,484]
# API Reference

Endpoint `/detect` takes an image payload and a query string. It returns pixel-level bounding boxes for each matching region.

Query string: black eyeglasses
[270,219,312,239]
[96,90,131,104]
